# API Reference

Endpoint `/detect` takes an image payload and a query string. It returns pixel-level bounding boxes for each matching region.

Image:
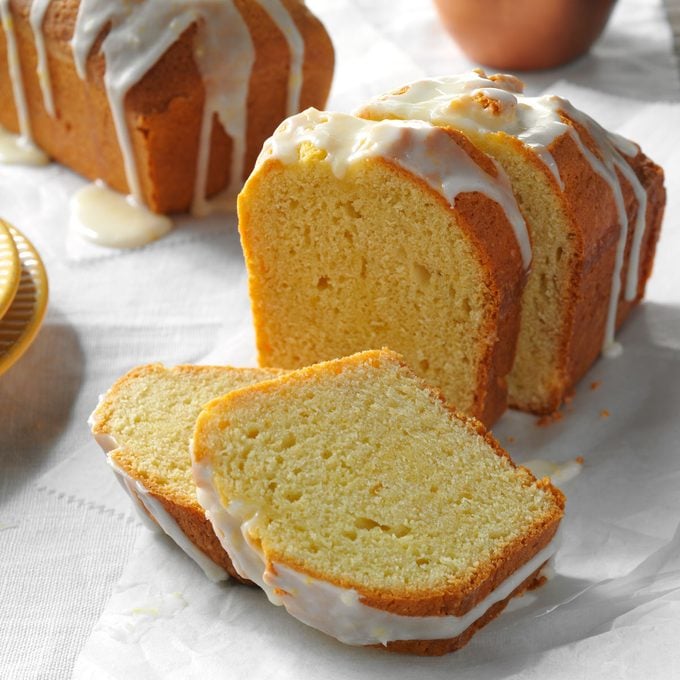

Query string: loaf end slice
[90,363,285,581]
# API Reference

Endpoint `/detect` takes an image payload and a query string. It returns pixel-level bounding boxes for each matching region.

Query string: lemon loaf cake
[0,0,334,214]
[238,109,531,425]
[192,349,565,655]
[359,70,666,413]
[90,363,284,581]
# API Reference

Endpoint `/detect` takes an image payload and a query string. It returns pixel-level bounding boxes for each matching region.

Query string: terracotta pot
[433,0,617,71]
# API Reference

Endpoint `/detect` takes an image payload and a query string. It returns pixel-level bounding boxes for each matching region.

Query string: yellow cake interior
[93,364,284,507]
[356,108,578,413]
[239,145,495,417]
[194,350,562,596]
[463,131,577,411]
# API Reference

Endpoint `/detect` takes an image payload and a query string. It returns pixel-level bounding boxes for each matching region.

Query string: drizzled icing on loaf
[1,0,306,213]
[70,0,304,214]
[29,0,54,116]
[258,108,532,269]
[360,71,648,355]
[1,1,30,140]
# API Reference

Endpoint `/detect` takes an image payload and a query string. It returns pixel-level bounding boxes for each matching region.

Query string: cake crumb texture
[194,349,565,621]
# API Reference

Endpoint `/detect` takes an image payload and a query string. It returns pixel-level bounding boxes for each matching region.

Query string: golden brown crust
[154,487,251,584]
[0,0,334,214]
[559,133,664,413]
[377,563,547,656]
[530,121,616,413]
[275,0,335,127]
[506,116,665,415]
[111,454,249,583]
[453,193,524,425]
[440,129,526,426]
[363,96,664,416]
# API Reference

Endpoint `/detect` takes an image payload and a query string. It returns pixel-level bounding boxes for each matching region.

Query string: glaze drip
[69,0,306,214]
[72,1,199,204]
[1,0,37,147]
[70,182,172,249]
[29,0,55,116]
[108,455,229,582]
[259,0,305,116]
[189,1,254,216]
[0,125,49,164]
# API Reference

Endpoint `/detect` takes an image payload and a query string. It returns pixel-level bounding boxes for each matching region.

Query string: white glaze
[602,340,623,359]
[359,73,567,189]
[259,108,532,270]
[259,0,305,116]
[558,100,648,341]
[2,0,305,211]
[0,125,48,164]
[69,182,172,249]
[88,402,228,582]
[0,0,49,164]
[109,456,229,582]
[616,155,648,301]
[192,455,560,645]
[72,0,195,204]
[360,72,650,352]
[29,0,55,117]
[608,130,640,158]
[189,0,254,216]
[1,0,31,140]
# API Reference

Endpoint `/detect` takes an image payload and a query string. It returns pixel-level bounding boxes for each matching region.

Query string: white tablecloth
[1,0,679,677]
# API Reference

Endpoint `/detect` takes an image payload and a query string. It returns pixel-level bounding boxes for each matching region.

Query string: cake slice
[238,108,530,425]
[192,349,565,655]
[90,363,284,581]
[358,70,666,413]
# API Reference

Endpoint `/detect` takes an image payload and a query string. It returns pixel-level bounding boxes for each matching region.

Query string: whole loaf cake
[0,0,334,214]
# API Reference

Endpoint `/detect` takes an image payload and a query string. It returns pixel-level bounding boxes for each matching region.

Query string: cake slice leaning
[238,108,530,425]
[90,363,285,581]
[192,349,565,655]
[358,70,666,414]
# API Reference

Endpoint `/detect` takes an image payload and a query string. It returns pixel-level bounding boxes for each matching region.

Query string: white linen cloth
[1,0,679,677]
